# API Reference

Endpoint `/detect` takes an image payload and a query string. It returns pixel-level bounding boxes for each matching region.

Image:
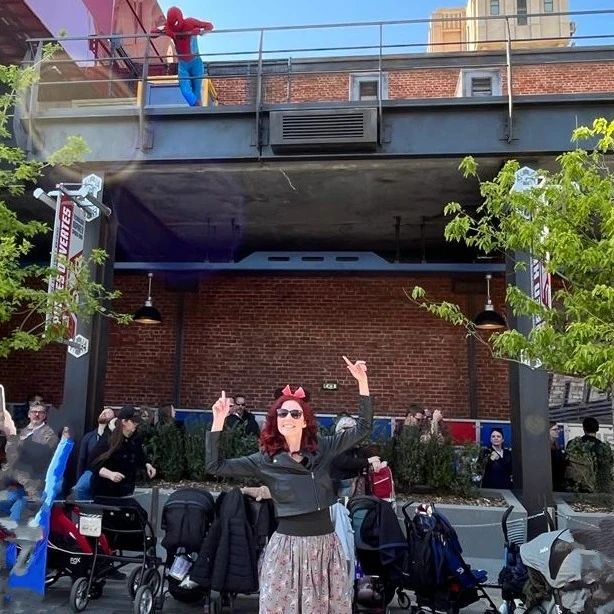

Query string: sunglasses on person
[276,409,303,419]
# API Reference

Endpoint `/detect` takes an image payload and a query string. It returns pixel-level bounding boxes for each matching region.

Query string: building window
[490,0,500,16]
[349,74,388,101]
[458,69,502,97]
[517,0,528,25]
[544,0,554,12]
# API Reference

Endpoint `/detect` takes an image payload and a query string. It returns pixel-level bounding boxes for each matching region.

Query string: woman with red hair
[206,356,372,614]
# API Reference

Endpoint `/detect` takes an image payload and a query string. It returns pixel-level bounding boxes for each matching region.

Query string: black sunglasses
[276,409,303,419]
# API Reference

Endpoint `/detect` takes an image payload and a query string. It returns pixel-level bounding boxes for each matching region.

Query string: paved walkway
[6,573,504,613]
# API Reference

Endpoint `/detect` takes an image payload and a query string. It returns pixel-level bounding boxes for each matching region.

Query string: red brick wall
[0,273,510,419]
[211,60,614,105]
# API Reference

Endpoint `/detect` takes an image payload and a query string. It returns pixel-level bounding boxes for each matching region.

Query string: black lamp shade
[133,304,162,324]
[473,306,506,330]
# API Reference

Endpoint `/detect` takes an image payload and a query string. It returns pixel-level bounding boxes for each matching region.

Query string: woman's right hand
[100,468,125,483]
[211,391,232,431]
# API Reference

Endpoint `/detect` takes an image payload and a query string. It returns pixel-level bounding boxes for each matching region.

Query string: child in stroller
[399,502,499,614]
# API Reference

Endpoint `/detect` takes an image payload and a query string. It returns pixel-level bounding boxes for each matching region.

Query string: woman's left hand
[343,356,368,383]
[145,463,157,479]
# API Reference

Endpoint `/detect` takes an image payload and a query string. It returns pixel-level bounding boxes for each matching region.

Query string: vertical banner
[46,184,92,357]
[531,257,552,328]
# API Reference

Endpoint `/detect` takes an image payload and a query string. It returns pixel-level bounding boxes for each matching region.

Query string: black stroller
[398,502,500,614]
[158,487,217,608]
[347,496,409,613]
[58,497,161,613]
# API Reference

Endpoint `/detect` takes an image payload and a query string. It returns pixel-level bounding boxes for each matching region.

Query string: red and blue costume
[152,6,214,106]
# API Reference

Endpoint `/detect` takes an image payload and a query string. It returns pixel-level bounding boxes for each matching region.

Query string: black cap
[117,405,142,423]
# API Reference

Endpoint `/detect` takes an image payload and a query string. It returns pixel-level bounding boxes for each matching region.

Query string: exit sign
[322,382,338,390]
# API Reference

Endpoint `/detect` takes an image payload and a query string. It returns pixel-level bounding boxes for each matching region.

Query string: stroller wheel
[133,585,154,614]
[128,566,160,599]
[69,577,90,612]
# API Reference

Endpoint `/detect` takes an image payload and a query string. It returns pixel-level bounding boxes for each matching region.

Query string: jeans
[73,470,93,500]
[336,478,356,498]
[178,57,205,106]
[0,486,26,522]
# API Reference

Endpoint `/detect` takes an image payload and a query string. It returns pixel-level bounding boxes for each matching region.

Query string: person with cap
[330,415,381,497]
[87,405,156,498]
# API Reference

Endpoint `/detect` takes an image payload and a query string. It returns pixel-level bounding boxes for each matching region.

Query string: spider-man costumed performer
[152,6,214,106]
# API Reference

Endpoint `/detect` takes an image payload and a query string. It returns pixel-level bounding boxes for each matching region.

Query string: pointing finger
[342,355,352,366]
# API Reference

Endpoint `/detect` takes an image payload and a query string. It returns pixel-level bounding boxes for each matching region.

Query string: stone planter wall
[555,494,612,533]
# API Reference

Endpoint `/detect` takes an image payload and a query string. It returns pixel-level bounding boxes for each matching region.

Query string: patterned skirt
[259,531,352,614]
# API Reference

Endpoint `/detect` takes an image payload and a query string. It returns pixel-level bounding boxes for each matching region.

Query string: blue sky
[158,0,614,60]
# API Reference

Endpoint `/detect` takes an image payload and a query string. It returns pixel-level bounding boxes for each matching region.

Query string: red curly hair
[260,396,319,457]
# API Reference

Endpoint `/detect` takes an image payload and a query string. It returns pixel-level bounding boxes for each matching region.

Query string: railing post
[255,29,265,157]
[505,17,514,144]
[139,33,152,150]
[378,23,384,146]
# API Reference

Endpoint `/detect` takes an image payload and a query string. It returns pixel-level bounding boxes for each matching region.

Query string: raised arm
[323,357,373,456]
[205,391,262,478]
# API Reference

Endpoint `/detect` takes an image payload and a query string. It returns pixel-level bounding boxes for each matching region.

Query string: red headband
[281,385,305,400]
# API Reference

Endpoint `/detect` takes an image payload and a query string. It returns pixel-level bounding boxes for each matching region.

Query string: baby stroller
[60,497,161,613]
[398,502,499,614]
[520,528,614,613]
[45,503,114,595]
[497,505,530,614]
[347,495,409,613]
[158,487,216,608]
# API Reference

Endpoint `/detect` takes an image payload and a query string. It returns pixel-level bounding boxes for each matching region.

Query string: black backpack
[161,487,215,555]
[402,505,442,592]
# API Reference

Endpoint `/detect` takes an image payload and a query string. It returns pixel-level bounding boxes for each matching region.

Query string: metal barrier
[18,8,614,151]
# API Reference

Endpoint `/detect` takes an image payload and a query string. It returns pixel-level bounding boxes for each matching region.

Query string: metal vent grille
[270,108,377,152]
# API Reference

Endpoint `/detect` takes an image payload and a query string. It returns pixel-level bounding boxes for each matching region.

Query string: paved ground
[5,570,504,613]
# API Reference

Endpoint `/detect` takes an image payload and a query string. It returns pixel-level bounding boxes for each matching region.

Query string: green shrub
[389,427,482,497]
[149,424,186,482]
[183,417,208,482]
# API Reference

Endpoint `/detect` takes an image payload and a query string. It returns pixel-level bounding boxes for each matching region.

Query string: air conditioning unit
[269,108,378,153]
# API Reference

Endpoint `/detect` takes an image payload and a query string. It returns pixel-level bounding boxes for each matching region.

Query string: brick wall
[211,59,614,105]
[0,273,510,419]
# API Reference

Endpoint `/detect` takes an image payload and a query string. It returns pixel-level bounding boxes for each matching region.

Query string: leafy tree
[409,118,614,397]
[0,49,127,357]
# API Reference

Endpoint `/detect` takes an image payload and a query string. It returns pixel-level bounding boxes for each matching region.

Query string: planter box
[555,493,611,532]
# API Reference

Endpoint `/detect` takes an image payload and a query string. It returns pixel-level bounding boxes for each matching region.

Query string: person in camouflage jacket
[565,417,614,493]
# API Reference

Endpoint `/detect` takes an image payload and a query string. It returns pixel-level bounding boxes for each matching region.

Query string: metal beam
[114,252,506,273]
[18,94,614,164]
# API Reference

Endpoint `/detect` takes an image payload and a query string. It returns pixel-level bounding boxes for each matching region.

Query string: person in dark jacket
[549,422,567,492]
[87,405,156,498]
[224,395,260,437]
[480,428,513,489]
[207,356,372,614]
[330,416,381,497]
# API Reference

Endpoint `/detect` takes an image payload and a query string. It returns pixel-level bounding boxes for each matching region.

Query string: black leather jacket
[205,395,373,518]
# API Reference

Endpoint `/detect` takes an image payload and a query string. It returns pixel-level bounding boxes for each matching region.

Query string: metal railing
[20,8,614,151]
